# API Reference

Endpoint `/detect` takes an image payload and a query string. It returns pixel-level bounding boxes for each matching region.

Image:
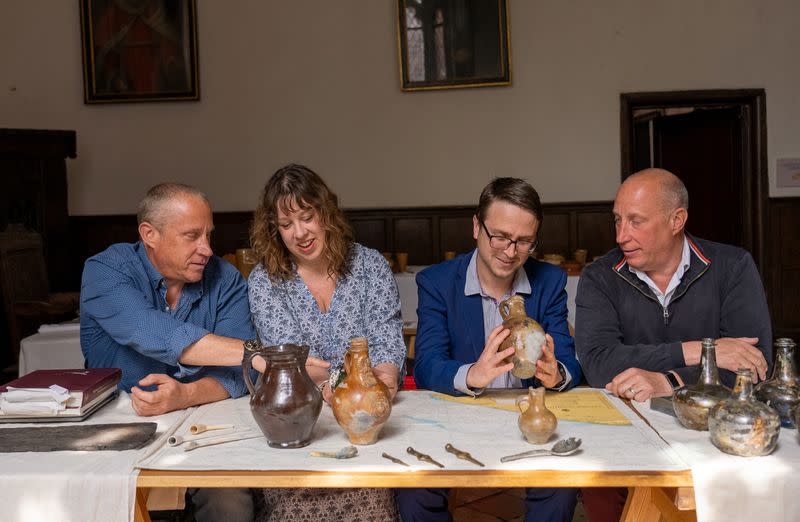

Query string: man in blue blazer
[395,178,582,522]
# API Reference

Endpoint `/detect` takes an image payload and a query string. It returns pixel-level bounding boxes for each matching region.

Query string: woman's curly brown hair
[250,164,354,281]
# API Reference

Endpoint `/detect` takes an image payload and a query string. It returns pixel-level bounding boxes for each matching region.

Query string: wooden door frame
[620,89,768,272]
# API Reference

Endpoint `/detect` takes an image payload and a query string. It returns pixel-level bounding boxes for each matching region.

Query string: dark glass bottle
[754,338,800,428]
[709,369,780,457]
[673,338,730,430]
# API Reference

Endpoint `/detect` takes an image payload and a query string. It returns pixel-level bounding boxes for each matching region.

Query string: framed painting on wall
[79,0,200,103]
[396,0,511,91]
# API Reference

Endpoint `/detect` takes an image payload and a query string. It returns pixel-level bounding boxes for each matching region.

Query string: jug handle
[242,340,264,396]
[516,395,530,413]
[499,301,510,321]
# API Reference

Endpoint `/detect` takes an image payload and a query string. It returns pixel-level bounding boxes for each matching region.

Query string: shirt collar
[628,236,691,290]
[464,249,531,297]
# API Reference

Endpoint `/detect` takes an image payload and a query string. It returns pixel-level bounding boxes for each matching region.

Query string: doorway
[620,89,768,270]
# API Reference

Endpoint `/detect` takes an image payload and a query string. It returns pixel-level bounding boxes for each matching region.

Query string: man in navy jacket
[575,168,771,522]
[396,178,581,522]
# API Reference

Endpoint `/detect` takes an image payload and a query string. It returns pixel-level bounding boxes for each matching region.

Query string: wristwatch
[243,339,261,352]
[551,363,567,389]
[664,371,682,391]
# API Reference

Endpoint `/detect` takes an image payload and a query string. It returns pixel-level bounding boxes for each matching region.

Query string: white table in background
[18,323,84,376]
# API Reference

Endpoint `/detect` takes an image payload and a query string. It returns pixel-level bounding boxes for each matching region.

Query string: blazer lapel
[455,257,486,361]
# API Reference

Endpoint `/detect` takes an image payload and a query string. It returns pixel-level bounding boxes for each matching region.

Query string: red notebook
[0,368,121,408]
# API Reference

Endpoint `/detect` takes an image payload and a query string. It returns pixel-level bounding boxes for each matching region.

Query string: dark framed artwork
[396,0,511,91]
[79,0,200,103]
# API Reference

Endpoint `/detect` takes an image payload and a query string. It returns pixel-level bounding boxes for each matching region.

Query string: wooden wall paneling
[538,212,570,257]
[766,198,800,339]
[349,217,389,253]
[439,216,475,258]
[393,217,434,265]
[576,210,615,260]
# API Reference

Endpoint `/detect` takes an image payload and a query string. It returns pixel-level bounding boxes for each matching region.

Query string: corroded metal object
[243,343,322,449]
[500,437,582,462]
[331,337,392,445]
[516,386,557,444]
[673,338,730,431]
[498,295,546,379]
[382,452,409,466]
[407,446,444,468]
[444,443,484,467]
[754,338,800,428]
[709,369,780,457]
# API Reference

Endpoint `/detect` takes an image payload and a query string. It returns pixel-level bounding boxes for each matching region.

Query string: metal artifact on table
[407,447,444,468]
[382,452,409,466]
[242,341,322,448]
[444,443,484,467]
[673,338,730,430]
[500,437,582,462]
[331,337,392,445]
[516,386,557,444]
[498,295,545,379]
[708,368,780,457]
[754,338,800,428]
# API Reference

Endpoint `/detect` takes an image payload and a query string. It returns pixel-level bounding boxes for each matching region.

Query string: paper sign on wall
[777,158,800,187]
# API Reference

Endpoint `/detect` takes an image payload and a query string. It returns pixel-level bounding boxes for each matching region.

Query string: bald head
[619,168,688,215]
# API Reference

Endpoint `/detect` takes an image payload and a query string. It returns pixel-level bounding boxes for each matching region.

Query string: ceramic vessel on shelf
[498,294,546,379]
[542,254,564,266]
[243,342,322,448]
[517,386,557,444]
[708,368,780,457]
[754,337,800,428]
[331,337,392,445]
[673,338,730,430]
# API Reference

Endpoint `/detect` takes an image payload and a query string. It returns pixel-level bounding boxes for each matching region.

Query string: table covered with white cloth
[0,394,186,522]
[18,323,84,376]
[630,399,800,522]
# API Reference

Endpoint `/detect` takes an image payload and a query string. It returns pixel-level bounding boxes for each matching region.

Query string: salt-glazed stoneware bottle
[331,337,392,445]
[673,338,730,430]
[498,295,546,379]
[516,386,557,444]
[708,368,780,457]
[754,338,800,428]
[243,342,322,448]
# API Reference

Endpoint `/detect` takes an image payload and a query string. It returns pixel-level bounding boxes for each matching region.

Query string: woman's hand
[373,363,400,400]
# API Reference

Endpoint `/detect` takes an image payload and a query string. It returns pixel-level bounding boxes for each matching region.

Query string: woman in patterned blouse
[248,163,405,521]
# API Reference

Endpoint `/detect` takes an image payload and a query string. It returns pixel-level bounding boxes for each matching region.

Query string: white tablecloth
[139,390,686,474]
[0,394,187,522]
[631,400,800,522]
[19,326,84,377]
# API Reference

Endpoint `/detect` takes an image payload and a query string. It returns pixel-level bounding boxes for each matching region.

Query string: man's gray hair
[137,183,210,228]
[661,173,689,213]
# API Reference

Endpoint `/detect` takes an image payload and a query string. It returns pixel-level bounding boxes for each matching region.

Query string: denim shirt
[80,241,255,397]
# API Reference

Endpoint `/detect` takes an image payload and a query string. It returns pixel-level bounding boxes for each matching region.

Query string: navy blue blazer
[413,251,582,395]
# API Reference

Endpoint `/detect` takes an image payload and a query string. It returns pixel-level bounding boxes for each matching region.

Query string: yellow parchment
[430,389,631,426]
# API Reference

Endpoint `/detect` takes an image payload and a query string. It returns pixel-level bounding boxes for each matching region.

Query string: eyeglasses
[479,220,538,254]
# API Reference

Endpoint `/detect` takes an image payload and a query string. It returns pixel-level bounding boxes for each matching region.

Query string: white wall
[1,1,799,215]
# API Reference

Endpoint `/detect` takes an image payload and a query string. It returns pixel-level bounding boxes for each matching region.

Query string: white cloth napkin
[0,385,70,414]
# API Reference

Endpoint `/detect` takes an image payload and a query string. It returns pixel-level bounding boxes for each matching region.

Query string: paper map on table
[430,389,631,425]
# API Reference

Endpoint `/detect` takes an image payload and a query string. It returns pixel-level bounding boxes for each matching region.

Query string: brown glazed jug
[673,338,730,430]
[499,295,546,379]
[516,386,557,444]
[331,337,392,445]
[243,342,322,448]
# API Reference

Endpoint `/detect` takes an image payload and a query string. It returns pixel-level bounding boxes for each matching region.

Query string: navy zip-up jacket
[575,234,772,388]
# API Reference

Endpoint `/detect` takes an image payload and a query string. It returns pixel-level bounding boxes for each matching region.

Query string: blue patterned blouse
[248,243,406,371]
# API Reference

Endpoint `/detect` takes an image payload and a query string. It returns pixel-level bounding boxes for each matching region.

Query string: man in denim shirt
[80,183,269,522]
